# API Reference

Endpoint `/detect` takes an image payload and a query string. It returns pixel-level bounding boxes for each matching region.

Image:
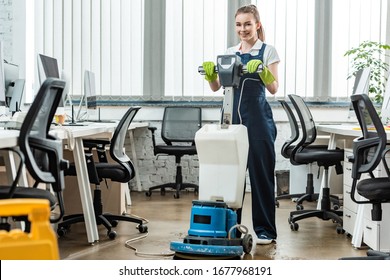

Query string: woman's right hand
[202,62,218,82]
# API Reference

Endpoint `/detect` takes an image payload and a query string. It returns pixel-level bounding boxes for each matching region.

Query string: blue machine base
[170,241,243,257]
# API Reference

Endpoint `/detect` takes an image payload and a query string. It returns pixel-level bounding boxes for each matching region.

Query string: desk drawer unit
[343,208,356,236]
[363,204,390,252]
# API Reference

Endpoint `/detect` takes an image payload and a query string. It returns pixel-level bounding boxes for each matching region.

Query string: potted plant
[344,41,390,105]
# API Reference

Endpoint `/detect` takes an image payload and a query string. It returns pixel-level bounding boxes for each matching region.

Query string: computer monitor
[0,41,6,111]
[347,67,371,121]
[4,61,23,115]
[84,70,96,97]
[75,70,94,121]
[37,53,69,112]
[381,73,390,125]
[37,53,60,83]
[352,68,370,95]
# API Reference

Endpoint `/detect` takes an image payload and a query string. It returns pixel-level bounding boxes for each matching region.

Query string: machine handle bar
[198,64,263,75]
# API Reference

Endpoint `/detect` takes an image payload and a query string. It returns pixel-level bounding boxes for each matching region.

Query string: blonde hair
[235,4,265,42]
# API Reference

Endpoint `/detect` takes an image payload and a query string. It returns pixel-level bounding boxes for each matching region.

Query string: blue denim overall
[234,44,277,239]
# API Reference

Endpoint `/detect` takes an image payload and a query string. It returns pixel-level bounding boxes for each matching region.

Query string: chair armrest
[84,153,101,185]
[83,139,110,163]
[381,147,390,178]
[83,139,111,147]
[148,127,157,150]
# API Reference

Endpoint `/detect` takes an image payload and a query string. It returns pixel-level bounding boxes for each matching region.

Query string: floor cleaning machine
[170,54,263,259]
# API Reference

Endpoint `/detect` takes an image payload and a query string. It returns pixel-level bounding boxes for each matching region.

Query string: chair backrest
[109,106,141,180]
[18,78,67,222]
[161,106,202,145]
[288,94,317,149]
[279,100,299,159]
[350,93,387,180]
[19,78,66,189]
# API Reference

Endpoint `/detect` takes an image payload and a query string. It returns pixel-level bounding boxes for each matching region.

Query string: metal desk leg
[72,138,99,244]
[2,150,28,186]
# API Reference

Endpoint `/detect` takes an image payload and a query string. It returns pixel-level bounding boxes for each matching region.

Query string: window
[27,0,389,102]
[164,0,227,98]
[33,0,144,98]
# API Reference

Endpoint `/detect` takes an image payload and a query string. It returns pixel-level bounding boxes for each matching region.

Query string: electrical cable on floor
[122,213,175,258]
[124,232,175,258]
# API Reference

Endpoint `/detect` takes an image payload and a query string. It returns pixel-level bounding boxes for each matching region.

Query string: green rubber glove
[247,59,276,86]
[202,61,218,82]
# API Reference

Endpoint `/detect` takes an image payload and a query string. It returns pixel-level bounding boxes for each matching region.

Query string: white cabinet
[342,150,363,236]
[343,149,390,252]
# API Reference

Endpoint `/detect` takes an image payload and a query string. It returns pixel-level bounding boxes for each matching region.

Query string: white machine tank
[194,123,249,209]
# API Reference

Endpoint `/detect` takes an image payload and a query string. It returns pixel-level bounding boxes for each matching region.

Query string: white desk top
[0,121,148,142]
[0,129,20,149]
[317,123,390,138]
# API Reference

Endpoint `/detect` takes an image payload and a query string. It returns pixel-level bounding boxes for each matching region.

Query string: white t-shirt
[226,39,280,66]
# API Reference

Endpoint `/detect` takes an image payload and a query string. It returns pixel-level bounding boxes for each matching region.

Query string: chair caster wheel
[57,227,68,237]
[296,204,304,210]
[108,230,117,240]
[242,234,253,254]
[333,204,340,210]
[161,189,166,196]
[110,220,118,227]
[336,226,345,234]
[174,193,180,199]
[290,222,299,231]
[138,224,148,233]
[145,191,152,197]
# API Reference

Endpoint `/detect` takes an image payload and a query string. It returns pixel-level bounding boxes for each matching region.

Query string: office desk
[317,124,390,250]
[51,122,118,244]
[1,122,147,244]
[52,121,148,243]
[0,129,19,148]
[2,123,119,244]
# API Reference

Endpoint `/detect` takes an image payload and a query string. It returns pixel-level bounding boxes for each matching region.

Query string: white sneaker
[256,235,274,245]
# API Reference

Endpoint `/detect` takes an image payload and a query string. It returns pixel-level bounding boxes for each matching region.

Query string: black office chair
[0,78,69,229]
[146,106,201,199]
[340,93,390,260]
[57,106,147,239]
[287,94,344,233]
[275,100,328,209]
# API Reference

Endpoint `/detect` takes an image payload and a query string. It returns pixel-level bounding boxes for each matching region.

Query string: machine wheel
[290,222,299,231]
[108,230,117,240]
[242,234,253,254]
[296,204,304,210]
[145,191,152,197]
[138,224,148,233]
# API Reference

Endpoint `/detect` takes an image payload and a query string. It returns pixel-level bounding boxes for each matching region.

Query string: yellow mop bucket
[0,199,59,260]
